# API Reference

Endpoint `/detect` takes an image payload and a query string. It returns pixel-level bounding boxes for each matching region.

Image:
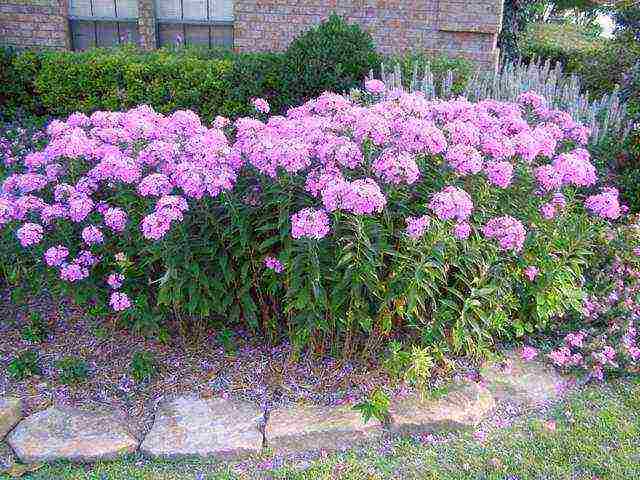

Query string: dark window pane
[212,24,233,47]
[118,21,139,45]
[158,22,185,47]
[96,21,119,47]
[70,20,97,50]
[185,25,209,46]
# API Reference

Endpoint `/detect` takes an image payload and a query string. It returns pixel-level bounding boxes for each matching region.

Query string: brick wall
[0,0,70,49]
[0,0,504,71]
[234,0,504,71]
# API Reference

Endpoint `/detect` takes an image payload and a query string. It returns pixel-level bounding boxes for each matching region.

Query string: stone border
[0,354,563,466]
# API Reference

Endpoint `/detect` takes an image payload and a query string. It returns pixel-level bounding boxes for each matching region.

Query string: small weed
[21,312,48,343]
[56,356,89,385]
[7,351,42,380]
[354,388,391,425]
[216,328,236,355]
[130,351,157,383]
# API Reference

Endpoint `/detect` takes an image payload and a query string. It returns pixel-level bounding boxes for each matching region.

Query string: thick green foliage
[0,16,394,122]
[281,13,381,106]
[522,23,640,99]
[520,22,599,74]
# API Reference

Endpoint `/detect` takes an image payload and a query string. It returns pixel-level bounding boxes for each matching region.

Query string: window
[69,0,139,50]
[155,0,234,48]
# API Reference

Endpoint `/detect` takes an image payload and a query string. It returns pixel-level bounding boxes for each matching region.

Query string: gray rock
[6,406,138,464]
[265,404,382,454]
[0,441,16,471]
[389,382,495,434]
[141,395,263,459]
[0,397,22,439]
[482,352,564,406]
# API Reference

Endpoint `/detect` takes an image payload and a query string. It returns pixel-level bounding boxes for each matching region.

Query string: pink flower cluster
[0,87,616,313]
[291,208,330,240]
[264,255,284,273]
[428,186,473,222]
[585,187,622,220]
[482,216,526,252]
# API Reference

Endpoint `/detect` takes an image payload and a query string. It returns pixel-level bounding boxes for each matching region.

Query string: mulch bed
[0,288,456,439]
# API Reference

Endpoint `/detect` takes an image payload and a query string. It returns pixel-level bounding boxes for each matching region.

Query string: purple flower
[264,256,284,273]
[521,345,538,361]
[110,291,131,311]
[16,223,43,247]
[81,225,104,245]
[445,144,483,176]
[405,215,430,239]
[107,272,124,289]
[428,186,473,222]
[482,216,526,252]
[364,79,385,95]
[585,187,621,220]
[252,98,270,114]
[484,161,513,188]
[524,266,539,281]
[44,245,69,266]
[59,263,89,282]
[453,222,471,240]
[291,208,330,240]
[141,212,172,241]
[104,207,128,232]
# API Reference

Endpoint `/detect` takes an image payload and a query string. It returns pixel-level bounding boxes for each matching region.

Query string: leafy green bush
[521,23,640,99]
[130,351,157,383]
[34,46,233,123]
[7,351,41,380]
[520,22,599,74]
[281,14,381,106]
[0,47,43,119]
[1,16,477,124]
[21,312,48,343]
[56,356,89,385]
[575,34,640,98]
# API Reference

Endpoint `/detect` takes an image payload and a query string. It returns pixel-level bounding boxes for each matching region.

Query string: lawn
[6,378,639,480]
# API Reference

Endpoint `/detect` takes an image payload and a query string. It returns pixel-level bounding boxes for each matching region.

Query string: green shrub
[21,312,48,343]
[575,34,640,98]
[130,351,157,383]
[7,351,41,380]
[281,13,381,106]
[34,46,233,123]
[520,22,599,74]
[56,356,89,385]
[0,47,43,119]
[521,23,640,99]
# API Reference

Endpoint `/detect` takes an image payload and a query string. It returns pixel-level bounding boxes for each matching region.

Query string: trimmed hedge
[0,15,473,123]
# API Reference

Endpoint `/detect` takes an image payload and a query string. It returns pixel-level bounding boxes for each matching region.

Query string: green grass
[4,378,640,479]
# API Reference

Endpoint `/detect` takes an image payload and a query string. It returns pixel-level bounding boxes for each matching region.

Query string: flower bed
[0,86,626,356]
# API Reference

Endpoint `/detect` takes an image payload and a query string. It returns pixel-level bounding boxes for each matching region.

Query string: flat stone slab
[141,396,263,459]
[482,352,564,406]
[388,382,495,434]
[6,406,138,464]
[265,404,382,454]
[0,396,22,439]
[0,441,16,472]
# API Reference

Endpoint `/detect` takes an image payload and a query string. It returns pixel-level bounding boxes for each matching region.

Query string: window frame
[153,0,234,49]
[68,0,139,50]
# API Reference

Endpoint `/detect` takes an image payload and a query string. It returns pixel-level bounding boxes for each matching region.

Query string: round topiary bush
[0,86,623,356]
[280,14,381,107]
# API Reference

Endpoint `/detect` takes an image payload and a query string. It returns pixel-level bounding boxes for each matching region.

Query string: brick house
[0,1,504,70]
